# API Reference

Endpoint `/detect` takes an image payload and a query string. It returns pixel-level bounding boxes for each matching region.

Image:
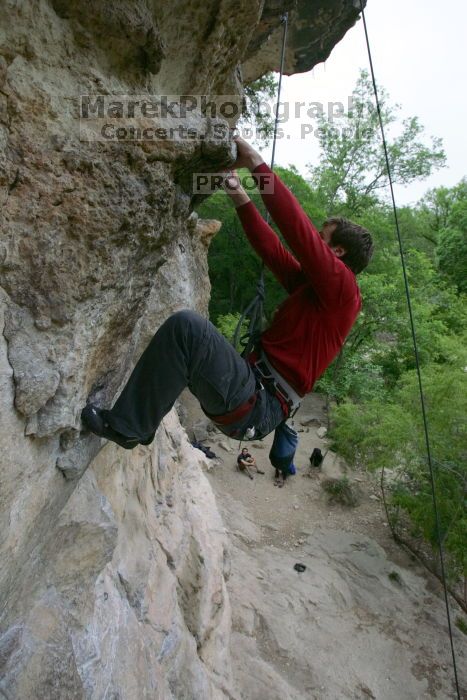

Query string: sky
[256,0,467,206]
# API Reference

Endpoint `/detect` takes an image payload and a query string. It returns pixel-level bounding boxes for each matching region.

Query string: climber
[81,136,374,448]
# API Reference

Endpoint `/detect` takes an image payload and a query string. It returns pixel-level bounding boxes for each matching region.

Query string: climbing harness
[206,392,258,430]
[250,350,301,414]
[358,2,461,696]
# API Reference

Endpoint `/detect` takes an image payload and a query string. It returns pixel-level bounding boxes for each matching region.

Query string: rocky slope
[198,393,467,699]
[0,1,365,697]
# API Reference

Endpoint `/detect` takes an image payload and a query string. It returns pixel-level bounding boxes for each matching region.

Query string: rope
[266,12,289,217]
[358,3,461,696]
[232,273,265,353]
[233,12,288,356]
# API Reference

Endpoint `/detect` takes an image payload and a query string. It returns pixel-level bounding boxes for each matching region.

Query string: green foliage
[417,178,467,239]
[309,70,446,215]
[317,233,467,402]
[321,477,358,507]
[436,200,467,293]
[388,571,403,585]
[329,361,467,579]
[274,165,326,222]
[456,617,467,635]
[241,72,278,145]
[320,185,467,581]
[198,184,263,319]
[215,312,248,345]
[411,178,467,291]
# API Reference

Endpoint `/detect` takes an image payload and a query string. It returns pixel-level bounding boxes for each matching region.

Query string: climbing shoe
[139,433,155,446]
[81,404,140,450]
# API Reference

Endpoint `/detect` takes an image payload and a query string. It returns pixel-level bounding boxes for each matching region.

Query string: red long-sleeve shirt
[236,163,361,396]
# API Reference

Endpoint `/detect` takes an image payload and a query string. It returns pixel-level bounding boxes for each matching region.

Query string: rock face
[0,1,365,697]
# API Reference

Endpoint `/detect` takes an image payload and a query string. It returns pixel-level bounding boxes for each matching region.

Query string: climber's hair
[325,216,374,274]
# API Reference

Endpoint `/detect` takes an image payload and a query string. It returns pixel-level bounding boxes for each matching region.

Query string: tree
[198,186,263,319]
[437,227,467,294]
[240,72,278,145]
[435,184,467,293]
[417,178,467,240]
[329,358,467,582]
[308,70,446,215]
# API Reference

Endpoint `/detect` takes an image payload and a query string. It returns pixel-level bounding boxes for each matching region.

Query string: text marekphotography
[79,94,365,142]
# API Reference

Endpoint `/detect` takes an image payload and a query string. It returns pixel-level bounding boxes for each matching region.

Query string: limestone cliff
[0,2,364,697]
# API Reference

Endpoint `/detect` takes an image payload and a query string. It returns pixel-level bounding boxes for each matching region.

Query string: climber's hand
[220,169,250,208]
[221,169,242,191]
[232,135,264,171]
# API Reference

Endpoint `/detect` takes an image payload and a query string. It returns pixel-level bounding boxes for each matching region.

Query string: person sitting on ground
[81,136,374,449]
[237,447,265,480]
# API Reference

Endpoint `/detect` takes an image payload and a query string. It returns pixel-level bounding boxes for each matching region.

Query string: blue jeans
[105,310,285,442]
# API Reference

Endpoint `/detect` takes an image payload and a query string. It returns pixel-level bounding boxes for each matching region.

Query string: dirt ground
[179,390,467,700]
[182,390,411,562]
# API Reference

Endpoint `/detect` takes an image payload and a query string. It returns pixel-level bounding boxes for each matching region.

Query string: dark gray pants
[106,310,285,442]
